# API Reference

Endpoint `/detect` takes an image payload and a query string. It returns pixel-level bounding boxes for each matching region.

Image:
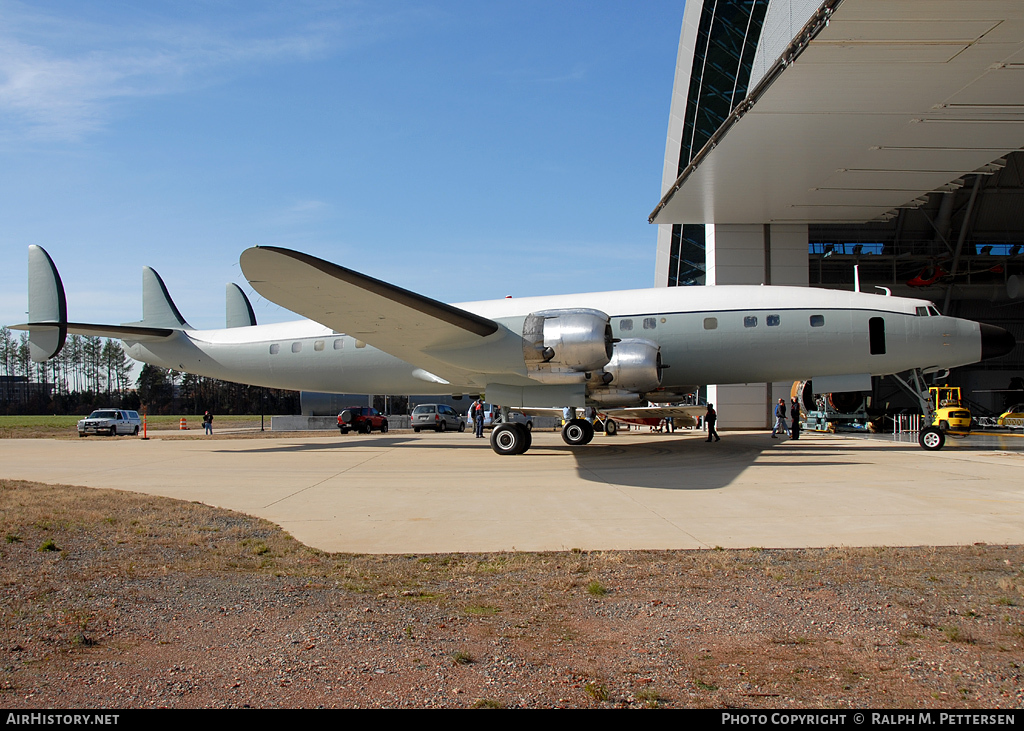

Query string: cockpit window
[916,306,928,317]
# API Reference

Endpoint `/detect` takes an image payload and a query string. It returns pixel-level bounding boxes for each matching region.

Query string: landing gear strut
[890,368,944,451]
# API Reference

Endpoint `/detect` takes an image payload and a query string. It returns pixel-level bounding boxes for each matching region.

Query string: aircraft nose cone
[980,323,1015,360]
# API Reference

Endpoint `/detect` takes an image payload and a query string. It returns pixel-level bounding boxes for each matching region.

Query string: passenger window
[703,317,717,330]
[314,340,325,351]
[291,342,302,353]
[620,319,633,332]
[643,317,656,330]
[334,339,344,350]
[269,343,280,354]
[810,315,825,327]
[744,316,757,328]
[766,314,780,327]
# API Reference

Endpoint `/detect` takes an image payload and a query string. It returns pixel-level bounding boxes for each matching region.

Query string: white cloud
[0,2,384,142]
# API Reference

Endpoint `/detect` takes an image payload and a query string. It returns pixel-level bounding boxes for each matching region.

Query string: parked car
[337,407,388,434]
[412,404,465,432]
[466,402,532,430]
[77,409,141,437]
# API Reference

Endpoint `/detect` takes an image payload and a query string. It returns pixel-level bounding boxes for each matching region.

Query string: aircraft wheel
[604,419,617,436]
[517,422,532,452]
[919,426,945,451]
[380,420,388,433]
[491,423,528,455]
[581,420,595,444]
[561,418,591,446]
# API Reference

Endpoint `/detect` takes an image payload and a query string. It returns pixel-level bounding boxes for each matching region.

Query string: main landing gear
[561,418,595,446]
[490,422,532,455]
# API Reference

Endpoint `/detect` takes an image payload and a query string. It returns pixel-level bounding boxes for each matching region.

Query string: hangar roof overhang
[649,0,1024,227]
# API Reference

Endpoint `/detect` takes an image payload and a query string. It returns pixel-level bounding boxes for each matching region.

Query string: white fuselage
[122,285,983,398]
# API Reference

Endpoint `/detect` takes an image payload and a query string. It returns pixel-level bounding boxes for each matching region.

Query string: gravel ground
[1,478,1022,709]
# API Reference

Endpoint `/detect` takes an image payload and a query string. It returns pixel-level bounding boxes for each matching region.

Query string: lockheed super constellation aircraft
[14,245,1015,454]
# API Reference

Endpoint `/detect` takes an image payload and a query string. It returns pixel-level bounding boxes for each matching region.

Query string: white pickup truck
[77,409,142,437]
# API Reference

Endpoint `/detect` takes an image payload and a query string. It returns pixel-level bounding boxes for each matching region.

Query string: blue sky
[1,0,685,330]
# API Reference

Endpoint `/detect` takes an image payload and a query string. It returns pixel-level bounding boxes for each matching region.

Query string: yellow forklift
[929,385,972,433]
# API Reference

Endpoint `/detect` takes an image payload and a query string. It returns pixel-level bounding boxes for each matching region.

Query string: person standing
[790,398,801,440]
[471,398,485,438]
[705,403,720,442]
[771,398,789,438]
[203,410,213,436]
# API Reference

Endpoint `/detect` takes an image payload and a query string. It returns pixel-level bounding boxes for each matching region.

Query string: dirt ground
[1,478,1022,709]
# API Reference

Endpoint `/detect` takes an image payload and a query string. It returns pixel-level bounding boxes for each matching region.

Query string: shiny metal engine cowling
[598,338,663,393]
[522,308,613,373]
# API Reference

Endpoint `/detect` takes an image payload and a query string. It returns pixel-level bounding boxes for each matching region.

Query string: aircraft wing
[602,405,706,420]
[240,247,511,377]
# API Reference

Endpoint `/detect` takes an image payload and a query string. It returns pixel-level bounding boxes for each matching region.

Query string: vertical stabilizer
[135,267,191,329]
[226,283,257,328]
[27,245,68,362]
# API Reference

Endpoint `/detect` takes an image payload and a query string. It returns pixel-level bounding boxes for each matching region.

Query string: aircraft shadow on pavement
[561,431,921,491]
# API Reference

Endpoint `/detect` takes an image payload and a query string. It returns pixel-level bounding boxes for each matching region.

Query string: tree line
[0,327,298,416]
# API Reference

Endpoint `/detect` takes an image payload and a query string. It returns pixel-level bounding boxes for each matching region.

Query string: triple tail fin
[225,283,257,328]
[26,245,68,362]
[13,246,183,362]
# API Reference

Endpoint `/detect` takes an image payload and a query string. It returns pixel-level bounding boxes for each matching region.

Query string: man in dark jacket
[790,398,801,440]
[705,403,720,442]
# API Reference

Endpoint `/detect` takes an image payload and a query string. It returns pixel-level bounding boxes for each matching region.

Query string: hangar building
[651,0,1024,426]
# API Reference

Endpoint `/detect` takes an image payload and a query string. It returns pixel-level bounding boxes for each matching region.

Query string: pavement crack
[261,448,392,509]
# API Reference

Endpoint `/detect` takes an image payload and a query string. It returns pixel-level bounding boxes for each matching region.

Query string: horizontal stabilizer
[11,321,175,342]
[226,283,257,328]
[240,246,504,371]
[26,245,68,362]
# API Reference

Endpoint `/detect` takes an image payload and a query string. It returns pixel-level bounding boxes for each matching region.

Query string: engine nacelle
[596,338,663,394]
[522,308,613,373]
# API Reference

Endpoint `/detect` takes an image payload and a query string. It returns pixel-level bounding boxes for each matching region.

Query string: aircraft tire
[517,422,532,452]
[604,419,617,436]
[919,426,945,451]
[581,420,595,444]
[561,419,591,446]
[491,423,528,455]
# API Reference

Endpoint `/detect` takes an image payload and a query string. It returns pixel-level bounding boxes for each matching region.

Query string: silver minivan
[412,404,465,433]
